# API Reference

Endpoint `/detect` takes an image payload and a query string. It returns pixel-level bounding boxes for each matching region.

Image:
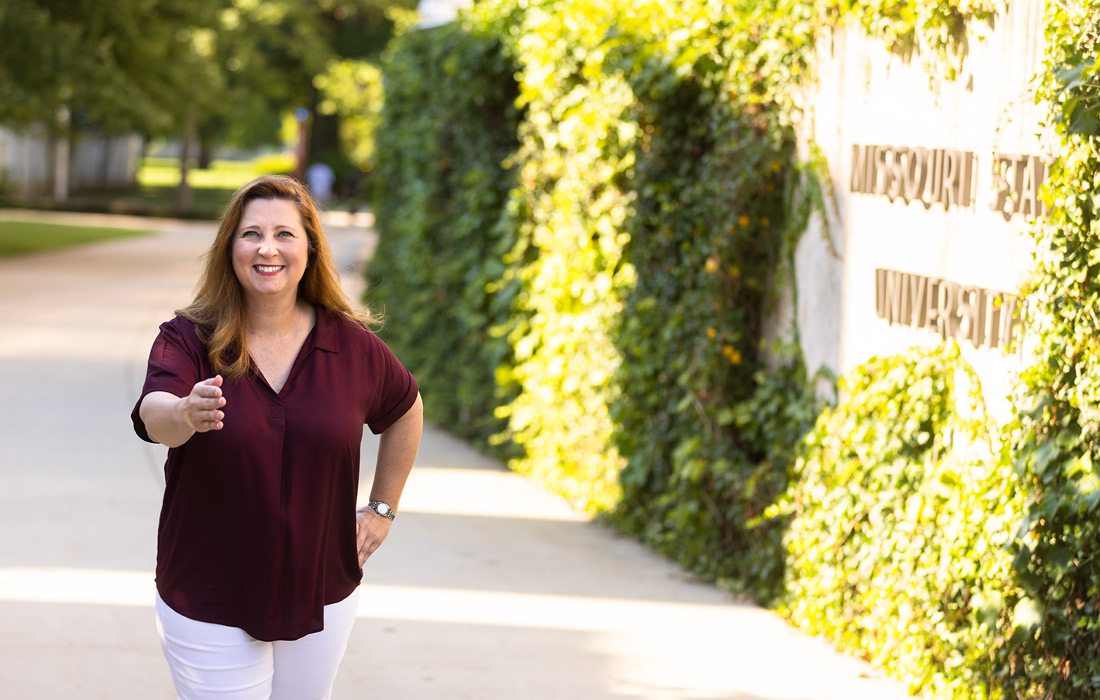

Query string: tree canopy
[0,0,415,152]
[0,0,218,133]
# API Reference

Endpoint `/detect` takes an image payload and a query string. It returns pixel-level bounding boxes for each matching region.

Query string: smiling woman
[0,220,146,258]
[131,174,424,699]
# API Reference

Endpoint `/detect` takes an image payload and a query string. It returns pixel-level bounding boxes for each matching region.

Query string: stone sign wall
[777,0,1047,418]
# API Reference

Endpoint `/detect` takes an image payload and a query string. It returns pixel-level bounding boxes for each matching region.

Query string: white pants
[155,589,360,700]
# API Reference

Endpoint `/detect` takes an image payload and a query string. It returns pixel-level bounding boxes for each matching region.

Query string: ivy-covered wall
[372,0,1100,696]
[1002,2,1100,696]
[603,14,817,598]
[777,345,1023,698]
[371,14,522,451]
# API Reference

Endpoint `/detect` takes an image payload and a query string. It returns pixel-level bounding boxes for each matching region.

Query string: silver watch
[365,501,396,521]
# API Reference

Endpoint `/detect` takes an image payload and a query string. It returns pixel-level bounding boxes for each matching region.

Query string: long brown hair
[177,174,379,380]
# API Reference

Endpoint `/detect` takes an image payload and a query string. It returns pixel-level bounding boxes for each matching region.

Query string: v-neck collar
[251,307,323,398]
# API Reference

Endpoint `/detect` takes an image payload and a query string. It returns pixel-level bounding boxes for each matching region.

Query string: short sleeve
[365,333,420,435]
[131,319,204,443]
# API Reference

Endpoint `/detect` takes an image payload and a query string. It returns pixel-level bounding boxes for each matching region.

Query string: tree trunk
[198,131,214,170]
[52,106,71,202]
[177,111,196,211]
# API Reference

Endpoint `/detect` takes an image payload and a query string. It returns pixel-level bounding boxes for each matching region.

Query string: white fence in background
[0,126,142,198]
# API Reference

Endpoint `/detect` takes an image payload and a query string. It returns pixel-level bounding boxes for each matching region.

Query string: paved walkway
[0,210,914,699]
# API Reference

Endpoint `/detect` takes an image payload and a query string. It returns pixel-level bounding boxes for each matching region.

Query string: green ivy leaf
[1031,440,1060,476]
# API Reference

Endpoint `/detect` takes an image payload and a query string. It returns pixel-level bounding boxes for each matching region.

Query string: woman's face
[231,198,310,305]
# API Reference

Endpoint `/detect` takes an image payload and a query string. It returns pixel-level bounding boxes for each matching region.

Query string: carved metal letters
[875,268,1025,353]
[991,153,1046,219]
[851,145,976,210]
[851,144,1047,219]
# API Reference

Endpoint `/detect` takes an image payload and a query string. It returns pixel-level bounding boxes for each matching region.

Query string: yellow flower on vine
[722,344,741,365]
[705,257,719,273]
[706,327,717,339]
[737,215,751,227]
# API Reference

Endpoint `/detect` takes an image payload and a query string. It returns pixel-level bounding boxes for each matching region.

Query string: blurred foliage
[371,0,1100,696]
[184,0,414,152]
[774,345,1023,699]
[370,13,523,452]
[491,0,637,512]
[375,0,821,563]
[0,0,221,134]
[0,0,415,168]
[1046,2,1100,138]
[999,1,1100,697]
[599,1,819,597]
[818,0,1000,79]
[315,60,384,173]
[195,0,332,149]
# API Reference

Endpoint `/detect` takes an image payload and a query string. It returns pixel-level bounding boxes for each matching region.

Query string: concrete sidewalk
[0,213,913,699]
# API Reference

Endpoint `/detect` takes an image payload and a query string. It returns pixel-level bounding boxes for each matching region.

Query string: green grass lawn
[138,155,295,189]
[0,220,147,258]
[72,155,297,218]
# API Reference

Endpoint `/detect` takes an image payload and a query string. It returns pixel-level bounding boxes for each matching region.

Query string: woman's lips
[254,265,285,276]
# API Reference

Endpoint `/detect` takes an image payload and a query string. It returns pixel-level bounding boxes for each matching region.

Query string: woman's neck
[245,295,311,336]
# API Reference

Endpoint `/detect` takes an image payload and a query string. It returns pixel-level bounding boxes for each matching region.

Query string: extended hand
[180,375,226,433]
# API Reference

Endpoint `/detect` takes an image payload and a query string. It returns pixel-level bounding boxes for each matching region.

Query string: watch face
[375,503,390,515]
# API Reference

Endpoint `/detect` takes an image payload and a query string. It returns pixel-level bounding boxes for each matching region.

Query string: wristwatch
[364,501,396,521]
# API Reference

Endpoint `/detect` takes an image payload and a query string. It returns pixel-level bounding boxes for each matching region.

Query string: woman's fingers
[195,409,224,430]
[355,511,391,566]
[357,539,380,567]
[186,376,226,432]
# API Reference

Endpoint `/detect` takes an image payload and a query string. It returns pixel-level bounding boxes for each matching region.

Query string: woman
[131,175,423,699]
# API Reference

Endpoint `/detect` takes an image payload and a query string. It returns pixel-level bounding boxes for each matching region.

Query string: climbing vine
[371,15,522,450]
[821,0,1000,79]
[777,345,1022,699]
[490,3,822,602]
[999,1,1100,696]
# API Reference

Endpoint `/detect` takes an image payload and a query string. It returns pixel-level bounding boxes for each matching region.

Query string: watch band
[365,501,396,521]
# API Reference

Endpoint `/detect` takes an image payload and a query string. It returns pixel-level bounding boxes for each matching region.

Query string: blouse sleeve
[131,319,203,443]
[365,332,420,435]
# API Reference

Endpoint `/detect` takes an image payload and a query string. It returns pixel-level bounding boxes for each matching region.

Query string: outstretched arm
[139,376,227,448]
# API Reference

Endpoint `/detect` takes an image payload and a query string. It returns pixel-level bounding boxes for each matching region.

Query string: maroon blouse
[131,309,418,641]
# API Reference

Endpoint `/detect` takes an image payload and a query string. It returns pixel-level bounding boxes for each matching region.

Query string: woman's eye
[276,230,294,238]
[241,230,260,238]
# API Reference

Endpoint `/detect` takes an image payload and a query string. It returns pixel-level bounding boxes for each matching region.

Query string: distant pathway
[0,211,913,699]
